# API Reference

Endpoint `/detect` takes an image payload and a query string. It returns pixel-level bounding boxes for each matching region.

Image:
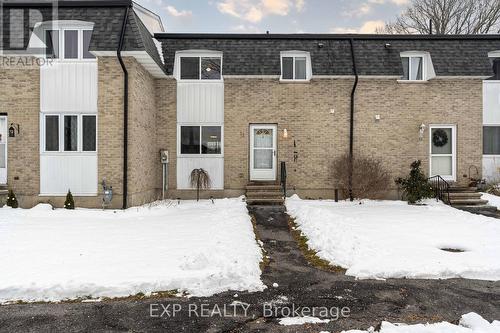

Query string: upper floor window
[484,126,500,155]
[43,114,97,153]
[280,51,312,81]
[400,51,435,82]
[401,56,423,80]
[176,51,223,81]
[45,27,95,61]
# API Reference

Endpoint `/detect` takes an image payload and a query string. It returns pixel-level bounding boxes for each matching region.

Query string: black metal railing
[428,175,450,204]
[280,161,287,199]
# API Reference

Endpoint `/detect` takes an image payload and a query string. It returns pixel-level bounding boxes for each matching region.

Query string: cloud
[331,20,385,34]
[344,0,408,17]
[231,24,262,32]
[216,0,305,22]
[165,5,193,18]
[359,20,385,33]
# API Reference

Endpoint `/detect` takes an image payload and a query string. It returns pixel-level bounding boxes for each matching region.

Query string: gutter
[117,5,130,209]
[348,38,358,202]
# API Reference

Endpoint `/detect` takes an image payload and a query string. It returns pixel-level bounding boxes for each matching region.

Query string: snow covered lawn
[286,195,500,280]
[342,313,500,333]
[481,192,500,210]
[0,198,264,303]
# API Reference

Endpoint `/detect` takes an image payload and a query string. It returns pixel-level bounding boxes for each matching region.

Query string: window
[43,114,96,153]
[64,30,79,59]
[402,56,423,80]
[45,115,59,151]
[82,115,97,151]
[82,30,95,59]
[45,30,59,59]
[280,51,310,81]
[179,56,222,80]
[64,115,78,151]
[44,27,95,61]
[180,126,222,155]
[484,126,500,155]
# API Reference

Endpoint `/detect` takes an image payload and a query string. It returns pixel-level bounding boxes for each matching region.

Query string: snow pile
[286,195,500,280]
[279,316,330,326]
[481,192,500,210]
[342,312,500,333]
[0,198,264,303]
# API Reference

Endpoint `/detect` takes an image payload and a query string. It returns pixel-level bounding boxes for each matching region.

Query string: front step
[448,186,477,193]
[0,185,8,207]
[448,192,482,199]
[246,182,283,206]
[449,199,489,206]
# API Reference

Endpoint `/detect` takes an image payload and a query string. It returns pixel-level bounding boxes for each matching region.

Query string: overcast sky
[135,0,410,33]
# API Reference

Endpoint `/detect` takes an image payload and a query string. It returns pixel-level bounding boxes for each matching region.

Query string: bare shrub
[332,153,391,199]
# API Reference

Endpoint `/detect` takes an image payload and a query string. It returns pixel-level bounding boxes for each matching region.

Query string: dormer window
[175,51,223,81]
[399,51,435,82]
[280,51,312,81]
[44,26,95,60]
[402,56,423,80]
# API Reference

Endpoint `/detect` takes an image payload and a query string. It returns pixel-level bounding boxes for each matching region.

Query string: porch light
[9,123,20,138]
[419,123,426,141]
[283,129,288,139]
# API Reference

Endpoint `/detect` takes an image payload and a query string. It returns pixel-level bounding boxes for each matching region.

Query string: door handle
[273,150,276,156]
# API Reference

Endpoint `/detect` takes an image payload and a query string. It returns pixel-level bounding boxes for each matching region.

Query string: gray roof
[1,1,164,73]
[155,34,500,77]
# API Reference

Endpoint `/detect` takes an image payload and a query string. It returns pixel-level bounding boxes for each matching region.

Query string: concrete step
[448,192,482,199]
[246,191,283,198]
[0,190,8,196]
[454,205,499,217]
[450,199,489,206]
[246,185,282,191]
[246,197,284,205]
[448,186,477,193]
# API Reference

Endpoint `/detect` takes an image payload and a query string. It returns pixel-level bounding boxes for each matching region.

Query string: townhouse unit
[1,0,499,208]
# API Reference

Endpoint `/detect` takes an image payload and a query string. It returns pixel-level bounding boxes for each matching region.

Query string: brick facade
[1,57,484,207]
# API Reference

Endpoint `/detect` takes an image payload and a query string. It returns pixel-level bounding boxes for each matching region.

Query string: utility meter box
[160,150,169,164]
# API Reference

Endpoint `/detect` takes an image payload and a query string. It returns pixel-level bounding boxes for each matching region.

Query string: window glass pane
[202,126,221,154]
[282,57,293,79]
[0,144,4,168]
[64,30,78,59]
[181,126,200,154]
[180,57,200,80]
[254,150,273,169]
[431,128,452,154]
[82,30,95,59]
[64,115,78,151]
[83,115,96,151]
[410,56,423,80]
[484,126,500,155]
[201,57,221,80]
[402,57,409,80]
[431,156,452,176]
[295,57,307,80]
[45,115,59,151]
[254,128,273,148]
[45,30,59,58]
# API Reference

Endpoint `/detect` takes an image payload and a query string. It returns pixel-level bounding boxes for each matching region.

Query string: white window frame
[429,124,457,181]
[401,55,425,81]
[280,51,312,82]
[41,113,97,154]
[174,50,223,82]
[42,24,96,63]
[177,124,224,157]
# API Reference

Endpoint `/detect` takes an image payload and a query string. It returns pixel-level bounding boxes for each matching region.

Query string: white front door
[250,124,277,181]
[0,116,7,184]
[429,125,456,181]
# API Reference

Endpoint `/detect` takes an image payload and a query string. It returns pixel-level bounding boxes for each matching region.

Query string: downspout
[348,38,358,202]
[117,5,130,209]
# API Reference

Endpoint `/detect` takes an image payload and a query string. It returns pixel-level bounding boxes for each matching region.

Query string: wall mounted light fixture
[419,123,426,141]
[283,128,288,139]
[9,123,20,138]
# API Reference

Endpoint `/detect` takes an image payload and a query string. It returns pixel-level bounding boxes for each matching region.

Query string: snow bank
[0,197,264,303]
[481,192,500,210]
[342,312,500,333]
[286,195,500,280]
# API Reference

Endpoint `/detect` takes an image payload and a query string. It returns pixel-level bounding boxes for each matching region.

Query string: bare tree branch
[380,0,500,34]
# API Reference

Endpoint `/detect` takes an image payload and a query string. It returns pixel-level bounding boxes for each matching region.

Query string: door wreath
[432,129,448,147]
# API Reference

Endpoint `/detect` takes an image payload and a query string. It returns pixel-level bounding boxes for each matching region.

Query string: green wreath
[432,129,448,147]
